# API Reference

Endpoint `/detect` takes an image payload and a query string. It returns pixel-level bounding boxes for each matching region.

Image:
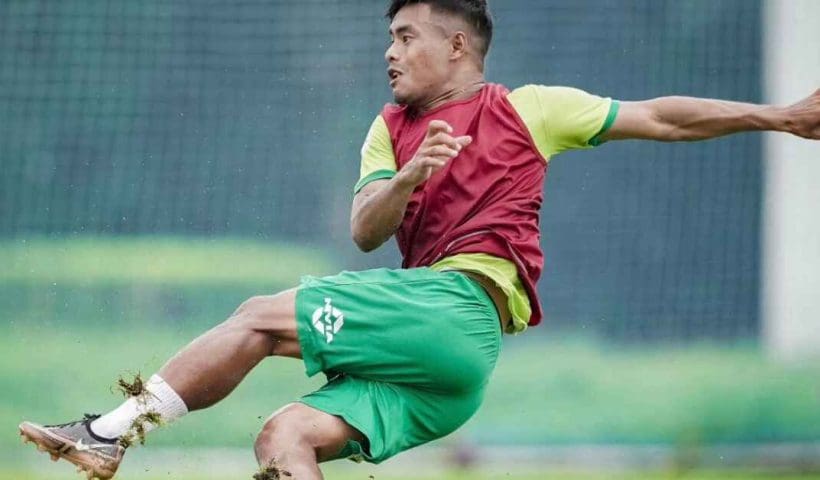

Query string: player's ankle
[90,374,189,441]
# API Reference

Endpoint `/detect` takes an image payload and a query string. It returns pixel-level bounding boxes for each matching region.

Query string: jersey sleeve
[508,85,620,160]
[354,114,398,194]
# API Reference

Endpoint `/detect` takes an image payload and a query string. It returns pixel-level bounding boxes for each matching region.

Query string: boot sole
[19,421,122,480]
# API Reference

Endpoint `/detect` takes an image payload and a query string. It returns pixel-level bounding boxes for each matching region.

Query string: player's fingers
[426,120,453,137]
[454,135,472,147]
[426,132,462,150]
[425,145,459,158]
[416,156,449,169]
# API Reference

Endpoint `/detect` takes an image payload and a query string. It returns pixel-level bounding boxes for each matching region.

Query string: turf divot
[253,459,292,479]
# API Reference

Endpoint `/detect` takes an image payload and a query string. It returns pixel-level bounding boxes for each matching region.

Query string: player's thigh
[257,402,366,462]
[230,288,301,358]
[295,268,501,390]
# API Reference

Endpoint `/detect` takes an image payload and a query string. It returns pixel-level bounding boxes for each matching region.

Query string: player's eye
[402,35,412,44]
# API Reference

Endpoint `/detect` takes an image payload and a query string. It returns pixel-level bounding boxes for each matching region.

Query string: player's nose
[385,43,399,64]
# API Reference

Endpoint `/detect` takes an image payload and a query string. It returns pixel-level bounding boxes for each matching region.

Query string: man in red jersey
[19,1,820,479]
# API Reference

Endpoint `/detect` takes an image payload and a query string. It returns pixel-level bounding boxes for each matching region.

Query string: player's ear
[449,31,468,60]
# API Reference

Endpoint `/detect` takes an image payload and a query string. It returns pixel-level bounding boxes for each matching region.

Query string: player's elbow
[649,98,704,142]
[350,222,381,252]
[353,233,379,253]
[660,124,691,142]
[662,125,706,142]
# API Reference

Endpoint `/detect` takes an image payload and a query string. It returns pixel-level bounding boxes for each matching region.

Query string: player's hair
[386,0,494,59]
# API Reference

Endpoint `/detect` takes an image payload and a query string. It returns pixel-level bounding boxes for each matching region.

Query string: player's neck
[415,77,486,115]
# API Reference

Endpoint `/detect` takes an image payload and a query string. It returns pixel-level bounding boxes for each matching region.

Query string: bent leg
[159,289,302,411]
[254,403,365,480]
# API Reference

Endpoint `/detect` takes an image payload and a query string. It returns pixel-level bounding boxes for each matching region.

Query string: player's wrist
[766,105,794,134]
[734,105,790,135]
[393,165,423,191]
[765,103,812,136]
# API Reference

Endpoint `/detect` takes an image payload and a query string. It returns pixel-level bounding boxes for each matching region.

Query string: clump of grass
[114,372,146,397]
[253,459,292,479]
[118,411,163,448]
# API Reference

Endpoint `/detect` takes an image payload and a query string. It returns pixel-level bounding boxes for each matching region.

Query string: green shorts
[294,267,502,464]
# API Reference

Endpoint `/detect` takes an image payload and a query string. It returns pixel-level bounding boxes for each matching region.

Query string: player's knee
[254,407,314,460]
[237,294,269,317]
[220,291,299,357]
[225,295,274,329]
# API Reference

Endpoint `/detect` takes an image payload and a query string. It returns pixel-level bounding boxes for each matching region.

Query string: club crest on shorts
[312,297,344,343]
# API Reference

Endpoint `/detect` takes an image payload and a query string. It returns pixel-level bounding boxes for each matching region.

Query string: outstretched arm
[600,89,820,143]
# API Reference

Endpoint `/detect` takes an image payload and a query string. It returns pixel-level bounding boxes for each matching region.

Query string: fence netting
[0,0,762,341]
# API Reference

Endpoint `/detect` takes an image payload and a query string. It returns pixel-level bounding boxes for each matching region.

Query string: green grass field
[1,236,335,286]
[8,445,820,480]
[4,325,820,450]
[4,237,820,478]
[6,471,820,480]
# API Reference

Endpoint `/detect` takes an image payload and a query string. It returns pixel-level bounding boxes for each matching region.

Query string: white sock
[90,374,189,440]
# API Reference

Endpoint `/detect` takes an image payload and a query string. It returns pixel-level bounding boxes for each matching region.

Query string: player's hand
[786,88,820,140]
[396,120,472,188]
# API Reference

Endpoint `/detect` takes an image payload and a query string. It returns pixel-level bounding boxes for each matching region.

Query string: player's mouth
[387,68,402,87]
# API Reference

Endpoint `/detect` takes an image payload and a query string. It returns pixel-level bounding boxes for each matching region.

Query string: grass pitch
[3,325,820,448]
[4,470,820,480]
[3,236,820,477]
[1,236,335,286]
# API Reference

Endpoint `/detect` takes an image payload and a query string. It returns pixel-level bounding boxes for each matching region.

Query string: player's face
[385,4,453,106]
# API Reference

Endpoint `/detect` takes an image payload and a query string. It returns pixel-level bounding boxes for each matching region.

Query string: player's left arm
[601,89,820,142]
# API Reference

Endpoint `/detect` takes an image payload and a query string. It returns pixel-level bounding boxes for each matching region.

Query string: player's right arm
[508,85,819,163]
[351,118,471,252]
[601,89,820,142]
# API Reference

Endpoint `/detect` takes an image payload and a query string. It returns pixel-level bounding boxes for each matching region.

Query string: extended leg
[87,288,302,440]
[159,289,301,411]
[254,403,365,480]
[19,288,303,479]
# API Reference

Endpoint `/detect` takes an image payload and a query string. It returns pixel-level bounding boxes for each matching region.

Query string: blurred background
[1,0,819,479]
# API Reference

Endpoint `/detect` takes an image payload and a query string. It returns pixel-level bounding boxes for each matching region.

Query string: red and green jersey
[356,83,619,333]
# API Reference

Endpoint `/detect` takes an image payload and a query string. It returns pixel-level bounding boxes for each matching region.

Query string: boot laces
[45,413,100,429]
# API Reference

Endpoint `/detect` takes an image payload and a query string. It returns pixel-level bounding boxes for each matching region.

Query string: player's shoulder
[362,113,392,150]
[378,102,410,129]
[508,84,590,102]
[381,102,405,115]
